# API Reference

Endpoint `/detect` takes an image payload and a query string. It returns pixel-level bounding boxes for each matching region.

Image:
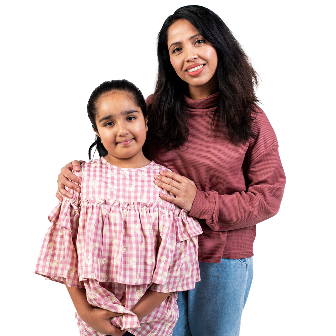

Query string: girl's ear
[145,117,148,132]
[93,128,100,137]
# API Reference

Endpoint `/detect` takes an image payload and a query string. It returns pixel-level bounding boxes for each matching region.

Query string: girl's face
[94,90,148,168]
[167,19,218,100]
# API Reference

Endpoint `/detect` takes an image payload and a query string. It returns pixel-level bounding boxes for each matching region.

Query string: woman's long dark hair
[149,5,259,149]
[87,79,148,159]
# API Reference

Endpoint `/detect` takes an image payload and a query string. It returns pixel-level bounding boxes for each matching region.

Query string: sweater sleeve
[188,111,286,232]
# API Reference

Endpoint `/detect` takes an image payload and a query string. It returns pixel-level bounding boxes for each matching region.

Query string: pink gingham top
[35,158,202,336]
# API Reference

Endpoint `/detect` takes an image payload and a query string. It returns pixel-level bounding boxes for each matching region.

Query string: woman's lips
[185,64,205,77]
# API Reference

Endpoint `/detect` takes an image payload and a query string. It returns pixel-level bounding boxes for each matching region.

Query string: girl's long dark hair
[87,79,147,159]
[149,5,259,149]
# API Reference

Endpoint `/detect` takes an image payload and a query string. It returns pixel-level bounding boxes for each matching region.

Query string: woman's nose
[185,46,198,62]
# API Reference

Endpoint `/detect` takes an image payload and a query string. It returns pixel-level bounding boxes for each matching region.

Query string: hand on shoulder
[56,160,83,201]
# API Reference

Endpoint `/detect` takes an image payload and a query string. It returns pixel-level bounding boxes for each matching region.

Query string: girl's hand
[56,160,83,201]
[154,171,197,212]
[82,306,125,335]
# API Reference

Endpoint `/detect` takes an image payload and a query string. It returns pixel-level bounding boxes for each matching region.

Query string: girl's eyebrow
[168,33,202,50]
[98,110,139,123]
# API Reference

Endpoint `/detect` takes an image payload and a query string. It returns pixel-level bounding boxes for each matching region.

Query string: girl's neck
[104,153,151,169]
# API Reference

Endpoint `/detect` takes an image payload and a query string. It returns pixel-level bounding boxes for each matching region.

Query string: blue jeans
[173,257,253,336]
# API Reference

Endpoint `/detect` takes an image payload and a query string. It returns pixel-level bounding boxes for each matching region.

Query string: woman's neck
[187,77,218,100]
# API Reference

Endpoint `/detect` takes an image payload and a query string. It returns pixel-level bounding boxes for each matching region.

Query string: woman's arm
[56,160,83,201]
[154,110,286,232]
[131,290,170,320]
[190,146,285,231]
[155,145,286,232]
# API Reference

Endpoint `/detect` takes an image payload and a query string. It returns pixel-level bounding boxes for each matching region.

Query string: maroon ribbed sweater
[147,93,286,262]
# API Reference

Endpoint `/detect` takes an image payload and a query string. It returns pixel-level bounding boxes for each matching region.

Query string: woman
[57,5,286,336]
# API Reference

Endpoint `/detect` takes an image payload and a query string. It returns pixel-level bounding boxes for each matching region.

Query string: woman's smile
[185,63,205,76]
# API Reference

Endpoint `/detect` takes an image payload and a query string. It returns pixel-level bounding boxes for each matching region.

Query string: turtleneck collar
[184,92,219,110]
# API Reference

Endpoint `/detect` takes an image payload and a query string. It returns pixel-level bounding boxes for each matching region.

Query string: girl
[35,79,202,336]
[56,5,286,336]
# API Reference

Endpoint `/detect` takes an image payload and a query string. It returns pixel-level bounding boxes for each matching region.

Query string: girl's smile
[117,138,134,146]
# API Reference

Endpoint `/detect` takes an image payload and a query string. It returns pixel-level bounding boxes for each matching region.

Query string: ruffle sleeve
[150,208,202,293]
[35,174,83,288]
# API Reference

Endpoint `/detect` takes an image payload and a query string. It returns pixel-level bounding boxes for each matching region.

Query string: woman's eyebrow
[168,34,202,50]
[98,110,139,123]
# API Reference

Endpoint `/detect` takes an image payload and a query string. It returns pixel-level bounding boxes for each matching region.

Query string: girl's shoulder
[149,161,171,174]
[81,158,101,170]
[144,162,174,184]
[80,157,171,178]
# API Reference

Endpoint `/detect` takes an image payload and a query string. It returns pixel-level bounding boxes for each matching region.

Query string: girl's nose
[116,121,129,136]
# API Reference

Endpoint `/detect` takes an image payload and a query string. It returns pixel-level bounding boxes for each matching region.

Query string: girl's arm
[57,160,83,201]
[130,290,170,320]
[64,283,125,336]
[64,284,92,317]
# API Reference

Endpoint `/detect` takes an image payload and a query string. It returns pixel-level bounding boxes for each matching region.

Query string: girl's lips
[117,138,134,146]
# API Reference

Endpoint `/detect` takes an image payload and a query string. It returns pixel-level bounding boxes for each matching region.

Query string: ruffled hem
[35,196,202,291]
[76,200,202,288]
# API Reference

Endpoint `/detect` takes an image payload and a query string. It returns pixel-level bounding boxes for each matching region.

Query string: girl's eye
[127,116,136,121]
[105,121,114,127]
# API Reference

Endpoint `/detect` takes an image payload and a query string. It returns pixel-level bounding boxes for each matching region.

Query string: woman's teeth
[187,64,204,72]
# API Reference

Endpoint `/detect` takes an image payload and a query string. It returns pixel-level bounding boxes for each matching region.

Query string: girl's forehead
[99,90,135,102]
[95,90,140,117]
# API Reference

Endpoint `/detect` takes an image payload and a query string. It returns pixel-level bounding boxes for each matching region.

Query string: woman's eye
[172,46,182,54]
[127,116,136,121]
[195,39,205,45]
[105,121,114,126]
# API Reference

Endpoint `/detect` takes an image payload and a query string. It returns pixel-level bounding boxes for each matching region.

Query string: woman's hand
[56,160,83,201]
[154,171,197,212]
[82,306,125,335]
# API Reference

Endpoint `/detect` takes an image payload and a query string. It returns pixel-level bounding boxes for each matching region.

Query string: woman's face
[167,19,218,99]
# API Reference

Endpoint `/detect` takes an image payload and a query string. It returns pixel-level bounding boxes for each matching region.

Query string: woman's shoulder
[249,105,279,158]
